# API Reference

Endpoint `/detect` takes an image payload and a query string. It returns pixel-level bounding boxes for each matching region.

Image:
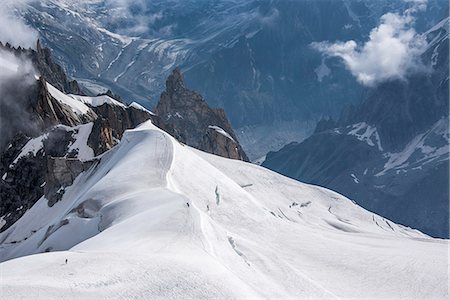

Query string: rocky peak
[34,39,81,95]
[155,68,249,161]
[165,67,186,96]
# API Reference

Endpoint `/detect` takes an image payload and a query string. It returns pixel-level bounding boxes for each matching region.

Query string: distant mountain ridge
[17,0,448,159]
[263,17,450,238]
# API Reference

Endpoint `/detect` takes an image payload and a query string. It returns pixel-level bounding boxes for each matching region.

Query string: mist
[0,0,39,49]
[0,48,39,150]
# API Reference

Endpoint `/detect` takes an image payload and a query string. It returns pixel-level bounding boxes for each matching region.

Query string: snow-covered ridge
[208,125,235,142]
[46,82,92,115]
[0,120,447,299]
[47,82,134,113]
[129,102,155,115]
[70,94,126,109]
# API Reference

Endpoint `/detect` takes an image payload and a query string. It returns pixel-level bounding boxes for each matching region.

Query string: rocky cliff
[155,68,248,161]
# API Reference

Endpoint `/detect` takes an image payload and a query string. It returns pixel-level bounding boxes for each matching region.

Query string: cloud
[0,1,38,48]
[0,48,39,149]
[311,2,428,87]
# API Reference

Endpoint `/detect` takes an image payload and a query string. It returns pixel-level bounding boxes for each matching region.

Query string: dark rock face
[0,126,73,231]
[0,134,46,230]
[263,18,450,238]
[155,68,249,161]
[33,78,96,129]
[87,104,153,155]
[0,43,94,152]
[45,157,95,207]
[0,45,154,233]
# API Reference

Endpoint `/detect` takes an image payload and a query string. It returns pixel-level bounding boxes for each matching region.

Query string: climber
[65,259,68,264]
[186,202,190,207]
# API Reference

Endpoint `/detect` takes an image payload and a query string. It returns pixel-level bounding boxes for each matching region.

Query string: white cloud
[0,49,35,79]
[0,1,38,48]
[311,2,428,87]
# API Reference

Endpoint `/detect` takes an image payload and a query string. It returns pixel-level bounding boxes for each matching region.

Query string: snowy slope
[46,82,92,115]
[0,121,448,299]
[47,81,131,113]
[70,94,126,109]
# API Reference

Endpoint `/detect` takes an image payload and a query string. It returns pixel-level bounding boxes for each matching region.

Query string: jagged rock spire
[165,66,185,95]
[155,67,249,161]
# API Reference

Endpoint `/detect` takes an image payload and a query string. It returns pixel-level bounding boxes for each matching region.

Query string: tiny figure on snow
[65,259,68,264]
[186,202,190,207]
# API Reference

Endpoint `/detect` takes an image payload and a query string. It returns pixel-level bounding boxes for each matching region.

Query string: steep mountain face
[0,80,153,231]
[0,44,248,232]
[0,41,86,150]
[155,68,248,161]
[0,43,150,231]
[17,0,448,159]
[263,18,450,238]
[1,120,448,299]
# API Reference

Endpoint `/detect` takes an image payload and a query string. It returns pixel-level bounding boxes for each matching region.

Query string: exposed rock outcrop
[155,68,248,161]
[33,78,96,129]
[87,104,154,155]
[45,157,95,207]
[0,45,153,232]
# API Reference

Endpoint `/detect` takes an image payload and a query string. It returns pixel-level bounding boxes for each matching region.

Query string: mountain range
[263,16,449,238]
[17,0,449,159]
[0,1,448,298]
